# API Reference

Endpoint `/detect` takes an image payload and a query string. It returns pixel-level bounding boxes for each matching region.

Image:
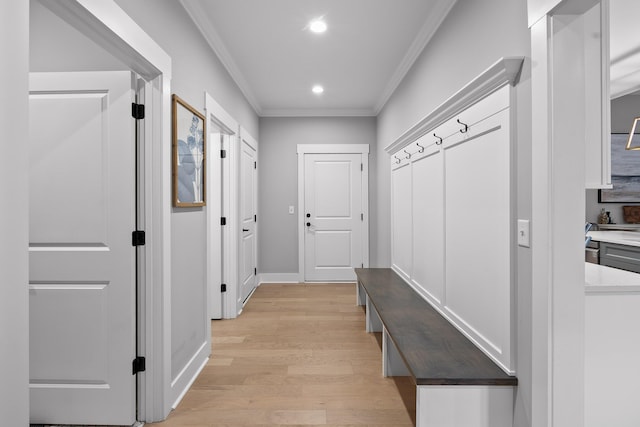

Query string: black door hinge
[254,267,257,275]
[221,149,227,158]
[221,217,227,226]
[361,163,363,171]
[254,161,257,169]
[132,230,146,246]
[254,214,257,222]
[131,103,145,120]
[221,284,227,292]
[132,356,146,375]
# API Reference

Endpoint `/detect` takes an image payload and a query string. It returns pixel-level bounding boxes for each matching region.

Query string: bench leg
[365,295,383,333]
[382,327,410,377]
[416,385,514,427]
[356,282,366,306]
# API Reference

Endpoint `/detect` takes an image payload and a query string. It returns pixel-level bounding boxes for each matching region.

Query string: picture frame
[598,133,640,203]
[172,94,206,207]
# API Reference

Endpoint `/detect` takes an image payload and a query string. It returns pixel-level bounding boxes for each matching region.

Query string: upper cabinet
[583,1,611,189]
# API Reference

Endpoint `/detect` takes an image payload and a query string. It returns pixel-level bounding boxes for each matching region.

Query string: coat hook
[457,118,469,133]
[416,142,425,153]
[404,149,411,160]
[434,133,443,145]
[394,155,401,164]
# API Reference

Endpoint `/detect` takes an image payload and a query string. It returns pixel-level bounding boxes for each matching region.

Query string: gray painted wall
[0,2,29,425]
[258,116,377,274]
[113,0,259,376]
[586,94,640,224]
[30,1,127,71]
[375,0,532,425]
[30,0,259,383]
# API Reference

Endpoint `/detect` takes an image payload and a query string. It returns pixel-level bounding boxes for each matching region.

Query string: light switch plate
[517,219,530,247]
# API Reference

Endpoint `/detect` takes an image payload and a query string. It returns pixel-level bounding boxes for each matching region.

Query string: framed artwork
[599,133,640,203]
[172,94,206,207]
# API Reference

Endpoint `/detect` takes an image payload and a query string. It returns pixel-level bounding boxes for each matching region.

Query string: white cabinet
[582,1,611,189]
[386,58,521,374]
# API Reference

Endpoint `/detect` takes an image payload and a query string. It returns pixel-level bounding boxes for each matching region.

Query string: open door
[239,128,258,304]
[28,71,137,425]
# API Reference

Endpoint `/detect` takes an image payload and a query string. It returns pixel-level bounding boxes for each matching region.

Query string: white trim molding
[385,57,524,154]
[40,0,173,422]
[205,92,238,321]
[258,273,301,284]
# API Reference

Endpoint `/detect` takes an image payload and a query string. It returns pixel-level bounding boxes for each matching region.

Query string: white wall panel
[391,162,412,279]
[444,110,511,362]
[411,142,445,304]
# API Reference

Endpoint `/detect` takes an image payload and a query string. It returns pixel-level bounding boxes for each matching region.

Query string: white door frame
[296,144,370,282]
[204,92,238,319]
[530,0,600,424]
[41,0,172,421]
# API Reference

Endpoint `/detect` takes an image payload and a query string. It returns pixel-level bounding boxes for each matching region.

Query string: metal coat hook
[434,133,443,145]
[394,155,401,164]
[404,149,411,160]
[416,142,425,153]
[457,118,469,133]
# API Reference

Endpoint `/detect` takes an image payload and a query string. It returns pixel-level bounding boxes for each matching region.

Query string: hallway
[152,283,415,426]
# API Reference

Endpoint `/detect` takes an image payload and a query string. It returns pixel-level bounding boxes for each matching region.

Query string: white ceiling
[180,0,457,117]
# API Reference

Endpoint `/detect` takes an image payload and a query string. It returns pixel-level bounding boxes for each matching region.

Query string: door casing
[297,144,370,282]
[40,1,173,422]
[205,92,238,320]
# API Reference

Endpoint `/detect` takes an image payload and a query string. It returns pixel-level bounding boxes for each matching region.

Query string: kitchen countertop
[585,262,640,293]
[587,230,640,248]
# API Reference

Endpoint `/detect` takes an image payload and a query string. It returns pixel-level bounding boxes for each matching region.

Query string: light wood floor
[150,283,415,427]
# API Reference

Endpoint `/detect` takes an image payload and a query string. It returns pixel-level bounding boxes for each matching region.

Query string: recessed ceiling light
[312,85,324,95]
[309,19,327,34]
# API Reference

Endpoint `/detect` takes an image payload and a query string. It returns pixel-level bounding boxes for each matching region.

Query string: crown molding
[179,0,263,115]
[260,107,376,118]
[385,56,524,154]
[373,0,458,115]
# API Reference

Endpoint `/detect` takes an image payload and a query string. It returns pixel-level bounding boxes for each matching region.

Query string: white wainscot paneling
[444,108,512,370]
[391,162,412,280]
[411,140,444,305]
[386,61,520,373]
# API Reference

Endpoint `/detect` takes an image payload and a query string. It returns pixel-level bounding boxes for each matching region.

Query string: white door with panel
[303,153,364,281]
[239,130,258,304]
[28,71,137,425]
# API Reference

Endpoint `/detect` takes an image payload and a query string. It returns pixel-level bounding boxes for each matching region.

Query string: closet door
[391,159,412,280]
[411,140,444,305]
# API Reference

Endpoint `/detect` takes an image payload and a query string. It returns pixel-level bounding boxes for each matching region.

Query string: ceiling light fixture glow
[309,19,327,33]
[312,85,324,95]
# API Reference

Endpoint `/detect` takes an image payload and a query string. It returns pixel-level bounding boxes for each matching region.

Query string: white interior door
[28,71,137,425]
[304,153,363,281]
[239,131,258,304]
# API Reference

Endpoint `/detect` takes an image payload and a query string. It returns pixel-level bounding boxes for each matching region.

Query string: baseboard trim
[258,273,301,284]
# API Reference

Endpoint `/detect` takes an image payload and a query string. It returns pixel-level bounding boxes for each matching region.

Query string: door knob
[306,213,311,218]
[306,222,311,227]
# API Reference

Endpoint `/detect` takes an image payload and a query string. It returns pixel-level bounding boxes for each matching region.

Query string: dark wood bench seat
[355,268,517,386]
[355,268,517,427]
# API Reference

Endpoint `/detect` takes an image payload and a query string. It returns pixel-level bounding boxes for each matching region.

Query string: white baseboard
[258,273,301,284]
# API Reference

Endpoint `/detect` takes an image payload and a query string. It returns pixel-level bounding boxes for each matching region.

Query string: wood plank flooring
[150,283,415,427]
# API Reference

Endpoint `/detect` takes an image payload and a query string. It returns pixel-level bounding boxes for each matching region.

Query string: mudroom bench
[355,268,518,427]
